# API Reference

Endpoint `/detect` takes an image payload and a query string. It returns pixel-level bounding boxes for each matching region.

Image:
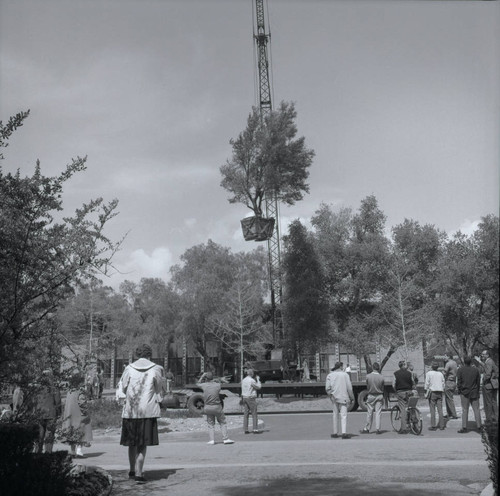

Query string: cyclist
[392,361,414,434]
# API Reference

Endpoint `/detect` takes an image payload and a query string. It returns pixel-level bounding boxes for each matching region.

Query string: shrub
[86,398,122,429]
[66,467,111,496]
[0,451,72,496]
[0,422,38,462]
[480,420,498,493]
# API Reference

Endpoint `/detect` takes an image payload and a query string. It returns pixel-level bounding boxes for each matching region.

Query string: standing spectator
[96,368,104,399]
[456,356,482,433]
[425,361,446,431]
[35,369,62,453]
[443,352,459,419]
[392,361,413,434]
[325,362,354,439]
[477,350,499,423]
[360,362,385,435]
[165,369,175,393]
[12,381,24,415]
[117,344,166,484]
[241,368,262,434]
[197,371,234,445]
[407,362,419,390]
[344,363,351,380]
[302,359,310,381]
[62,372,93,457]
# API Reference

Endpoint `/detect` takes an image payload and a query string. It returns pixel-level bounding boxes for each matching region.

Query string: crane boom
[253,0,283,344]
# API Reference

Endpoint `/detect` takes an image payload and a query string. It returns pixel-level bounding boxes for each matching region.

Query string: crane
[252,0,283,346]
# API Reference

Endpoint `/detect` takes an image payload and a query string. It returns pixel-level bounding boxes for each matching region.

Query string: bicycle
[390,395,422,435]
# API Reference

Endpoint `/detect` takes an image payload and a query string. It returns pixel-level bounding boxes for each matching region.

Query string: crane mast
[253,0,283,345]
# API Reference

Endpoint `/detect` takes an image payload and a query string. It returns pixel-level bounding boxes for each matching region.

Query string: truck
[165,379,410,416]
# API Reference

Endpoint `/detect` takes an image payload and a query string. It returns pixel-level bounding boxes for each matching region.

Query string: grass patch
[87,398,122,429]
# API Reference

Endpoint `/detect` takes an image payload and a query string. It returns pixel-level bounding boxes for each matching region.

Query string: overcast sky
[1,0,499,289]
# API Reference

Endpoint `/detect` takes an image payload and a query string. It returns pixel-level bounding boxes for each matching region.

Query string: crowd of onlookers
[0,345,497,486]
[325,350,498,438]
[0,368,105,457]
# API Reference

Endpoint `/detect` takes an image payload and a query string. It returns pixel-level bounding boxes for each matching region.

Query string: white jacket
[117,358,166,419]
[325,370,354,404]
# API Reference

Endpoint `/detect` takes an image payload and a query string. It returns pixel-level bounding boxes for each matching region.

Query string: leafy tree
[282,219,330,355]
[373,220,444,369]
[171,242,270,370]
[311,196,390,368]
[0,111,121,380]
[119,277,181,357]
[429,215,499,359]
[170,240,238,360]
[220,101,314,217]
[56,282,138,370]
[208,274,272,381]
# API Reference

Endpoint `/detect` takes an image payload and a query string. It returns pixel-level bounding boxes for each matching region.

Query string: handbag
[424,389,431,399]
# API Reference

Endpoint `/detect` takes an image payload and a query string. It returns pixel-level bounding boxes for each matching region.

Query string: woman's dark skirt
[120,418,159,446]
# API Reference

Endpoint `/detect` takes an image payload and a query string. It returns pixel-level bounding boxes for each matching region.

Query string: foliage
[0,448,72,496]
[0,420,109,496]
[429,215,499,359]
[85,397,122,429]
[170,240,238,359]
[480,420,498,493]
[372,221,444,364]
[311,196,390,362]
[56,282,137,368]
[66,468,111,496]
[282,219,330,354]
[0,111,122,380]
[119,277,181,357]
[208,267,273,381]
[0,110,30,160]
[220,101,314,217]
[0,421,38,458]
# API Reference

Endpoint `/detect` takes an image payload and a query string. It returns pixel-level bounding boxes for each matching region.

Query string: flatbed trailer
[169,381,421,416]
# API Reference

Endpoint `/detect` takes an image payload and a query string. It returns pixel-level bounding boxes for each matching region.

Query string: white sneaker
[207,440,215,445]
[223,439,234,444]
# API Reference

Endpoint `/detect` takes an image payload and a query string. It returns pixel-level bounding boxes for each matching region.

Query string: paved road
[60,411,492,496]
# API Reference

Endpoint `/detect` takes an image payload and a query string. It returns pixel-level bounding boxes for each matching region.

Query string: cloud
[109,247,174,288]
[454,219,481,237]
[184,218,197,228]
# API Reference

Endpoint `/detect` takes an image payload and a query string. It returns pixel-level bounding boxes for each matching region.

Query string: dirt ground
[93,393,333,437]
[94,390,444,437]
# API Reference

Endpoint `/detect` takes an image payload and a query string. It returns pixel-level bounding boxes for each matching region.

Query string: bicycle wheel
[409,408,423,435]
[390,405,402,432]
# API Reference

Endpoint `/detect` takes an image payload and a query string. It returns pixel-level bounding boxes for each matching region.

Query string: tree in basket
[220,101,314,241]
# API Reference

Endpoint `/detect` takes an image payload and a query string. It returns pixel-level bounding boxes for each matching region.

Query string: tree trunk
[363,354,373,374]
[380,345,397,372]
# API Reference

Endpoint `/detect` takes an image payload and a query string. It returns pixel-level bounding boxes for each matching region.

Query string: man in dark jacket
[392,361,414,434]
[456,356,481,433]
[478,350,499,423]
[35,369,62,453]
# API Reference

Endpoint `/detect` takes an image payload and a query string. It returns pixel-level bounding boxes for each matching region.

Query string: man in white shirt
[425,361,446,431]
[241,369,262,434]
[325,362,354,439]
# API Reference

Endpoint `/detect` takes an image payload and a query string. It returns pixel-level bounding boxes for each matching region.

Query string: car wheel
[186,393,204,416]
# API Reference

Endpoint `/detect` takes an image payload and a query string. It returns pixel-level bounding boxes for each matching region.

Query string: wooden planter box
[241,216,275,241]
